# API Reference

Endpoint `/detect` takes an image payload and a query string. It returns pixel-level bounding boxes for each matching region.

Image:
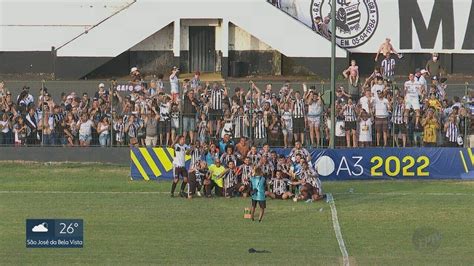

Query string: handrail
[54,0,137,51]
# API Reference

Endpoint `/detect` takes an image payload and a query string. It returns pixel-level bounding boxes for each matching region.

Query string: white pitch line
[0,190,472,197]
[0,190,168,194]
[327,193,350,266]
[335,192,474,196]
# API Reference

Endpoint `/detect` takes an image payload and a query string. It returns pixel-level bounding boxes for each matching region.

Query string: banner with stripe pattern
[130,147,191,180]
[130,147,474,180]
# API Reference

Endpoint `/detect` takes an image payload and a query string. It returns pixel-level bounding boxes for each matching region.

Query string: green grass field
[1,162,473,265]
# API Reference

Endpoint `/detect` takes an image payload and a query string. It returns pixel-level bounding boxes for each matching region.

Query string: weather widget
[26,219,83,248]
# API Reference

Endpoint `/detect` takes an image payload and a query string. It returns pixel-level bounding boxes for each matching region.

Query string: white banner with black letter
[278,0,474,53]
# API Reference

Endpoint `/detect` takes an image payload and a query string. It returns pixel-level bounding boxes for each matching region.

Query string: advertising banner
[130,147,474,180]
[309,148,474,180]
[276,0,474,53]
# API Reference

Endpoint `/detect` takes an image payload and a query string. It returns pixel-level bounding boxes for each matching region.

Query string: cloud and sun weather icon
[31,222,49,233]
[26,219,84,248]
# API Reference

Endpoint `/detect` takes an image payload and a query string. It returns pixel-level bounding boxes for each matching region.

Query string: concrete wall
[227,24,276,75]
[229,24,272,51]
[108,20,278,75]
[0,51,54,74]
[0,147,130,165]
[130,23,174,51]
[129,21,273,52]
[281,56,347,78]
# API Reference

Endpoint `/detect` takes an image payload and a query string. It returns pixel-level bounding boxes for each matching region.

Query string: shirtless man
[342,60,359,88]
[375,38,401,62]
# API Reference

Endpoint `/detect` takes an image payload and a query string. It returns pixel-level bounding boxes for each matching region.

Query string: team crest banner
[130,147,474,180]
[277,0,474,53]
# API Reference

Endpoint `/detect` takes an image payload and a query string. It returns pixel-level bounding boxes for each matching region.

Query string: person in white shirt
[171,135,191,197]
[169,66,180,102]
[77,113,95,147]
[97,117,111,147]
[374,91,391,146]
[358,88,373,113]
[358,110,373,147]
[305,90,323,147]
[25,88,34,106]
[280,102,293,148]
[0,113,12,145]
[17,87,34,106]
[371,77,385,97]
[404,73,423,128]
[418,69,428,93]
[147,80,158,97]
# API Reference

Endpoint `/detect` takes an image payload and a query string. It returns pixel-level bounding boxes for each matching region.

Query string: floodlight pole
[110,80,114,147]
[329,0,337,149]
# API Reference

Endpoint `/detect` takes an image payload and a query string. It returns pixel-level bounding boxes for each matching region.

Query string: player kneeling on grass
[292,160,324,202]
[205,158,226,197]
[266,170,293,200]
[250,167,266,222]
[171,135,191,197]
[188,160,208,198]
[238,157,253,198]
[217,161,239,198]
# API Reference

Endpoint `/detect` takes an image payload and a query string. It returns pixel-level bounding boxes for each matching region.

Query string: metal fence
[1,79,472,148]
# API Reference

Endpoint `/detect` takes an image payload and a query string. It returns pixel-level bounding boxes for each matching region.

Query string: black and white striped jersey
[293,99,306,118]
[246,152,262,166]
[381,58,396,77]
[269,178,290,195]
[392,103,404,124]
[194,168,209,182]
[190,148,203,168]
[239,164,253,185]
[446,121,459,143]
[260,162,274,177]
[343,104,357,122]
[210,88,224,110]
[233,115,247,138]
[220,153,237,167]
[223,169,238,189]
[254,117,267,139]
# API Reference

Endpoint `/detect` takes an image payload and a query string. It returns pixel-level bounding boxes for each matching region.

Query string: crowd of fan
[0,58,472,148]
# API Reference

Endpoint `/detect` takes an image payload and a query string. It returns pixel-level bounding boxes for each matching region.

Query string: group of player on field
[170,136,324,202]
